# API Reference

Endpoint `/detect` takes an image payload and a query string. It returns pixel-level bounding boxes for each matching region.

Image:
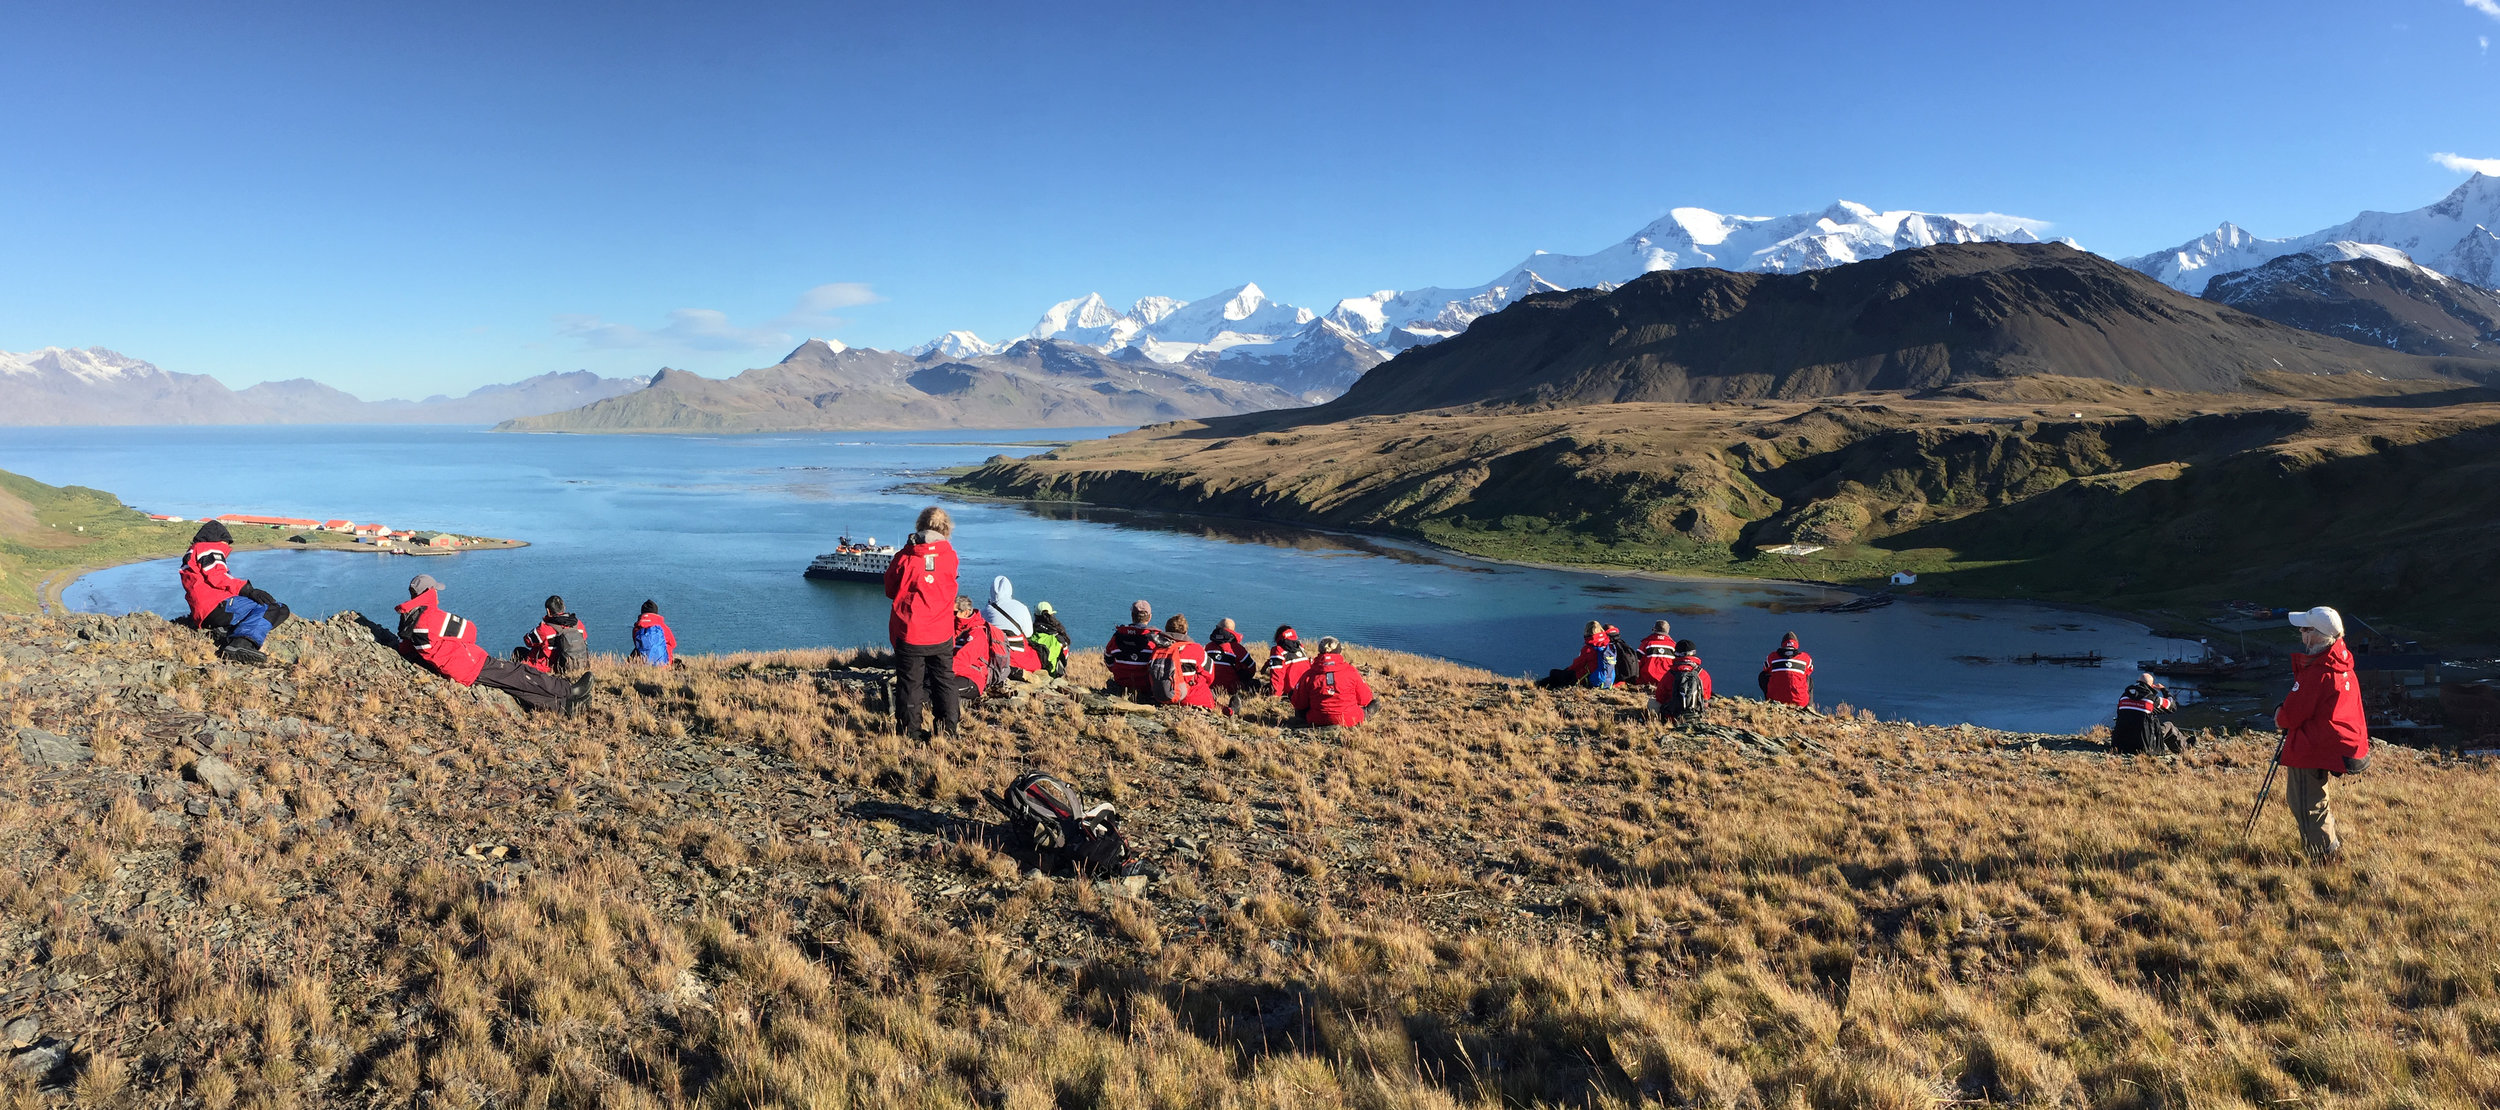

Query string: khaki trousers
[2284,767,2341,859]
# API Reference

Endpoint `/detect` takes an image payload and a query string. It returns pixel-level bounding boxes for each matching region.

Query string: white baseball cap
[2288,606,2344,639]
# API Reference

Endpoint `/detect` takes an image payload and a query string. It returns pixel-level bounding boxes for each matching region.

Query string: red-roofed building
[353,523,390,538]
[216,513,321,529]
[321,519,354,532]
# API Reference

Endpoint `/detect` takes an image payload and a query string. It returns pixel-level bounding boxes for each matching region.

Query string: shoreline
[46,538,530,615]
[923,482,2213,644]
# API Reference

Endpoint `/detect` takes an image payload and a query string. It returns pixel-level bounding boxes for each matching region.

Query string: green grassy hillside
[0,469,209,613]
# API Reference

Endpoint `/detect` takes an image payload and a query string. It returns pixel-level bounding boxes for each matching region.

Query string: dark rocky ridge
[1271,242,2493,425]
[2203,251,2500,360]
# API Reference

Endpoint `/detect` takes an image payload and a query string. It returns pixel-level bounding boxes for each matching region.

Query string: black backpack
[1671,665,1706,715]
[1611,633,1640,681]
[990,772,1133,876]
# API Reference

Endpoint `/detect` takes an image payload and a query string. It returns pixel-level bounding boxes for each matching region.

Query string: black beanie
[546,595,566,615]
[641,599,659,614]
[193,520,232,544]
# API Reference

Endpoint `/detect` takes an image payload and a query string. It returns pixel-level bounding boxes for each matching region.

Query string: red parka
[1206,630,1257,690]
[883,536,960,648]
[1292,651,1375,727]
[1151,638,1219,709]
[1761,648,1814,707]
[1568,633,1615,684]
[1634,633,1676,686]
[179,541,250,624]
[1103,623,1159,690]
[395,588,488,686]
[2276,639,2371,772]
[1653,654,1713,708]
[517,614,587,674]
[954,613,1002,689]
[1265,646,1312,698]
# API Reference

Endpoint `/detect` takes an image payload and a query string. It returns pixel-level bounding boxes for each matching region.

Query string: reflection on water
[2,425,2200,733]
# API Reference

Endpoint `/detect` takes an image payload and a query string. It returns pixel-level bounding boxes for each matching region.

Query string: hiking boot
[218,642,268,665]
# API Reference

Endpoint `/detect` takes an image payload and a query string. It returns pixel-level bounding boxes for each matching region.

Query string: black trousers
[895,640,961,732]
[476,657,571,713]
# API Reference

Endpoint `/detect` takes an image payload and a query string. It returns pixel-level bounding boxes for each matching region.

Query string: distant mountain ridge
[2123,174,2500,295]
[493,337,1304,433]
[0,347,645,426]
[1271,242,2493,424]
[891,201,2065,399]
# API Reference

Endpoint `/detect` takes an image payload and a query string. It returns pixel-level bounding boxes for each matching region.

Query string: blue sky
[3,0,2497,396]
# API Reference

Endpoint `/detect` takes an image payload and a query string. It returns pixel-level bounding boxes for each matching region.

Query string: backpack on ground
[1611,634,1639,682]
[1671,666,1706,716]
[989,772,1133,876]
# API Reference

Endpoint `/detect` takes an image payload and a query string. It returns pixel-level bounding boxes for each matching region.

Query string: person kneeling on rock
[180,520,291,664]
[396,575,590,716]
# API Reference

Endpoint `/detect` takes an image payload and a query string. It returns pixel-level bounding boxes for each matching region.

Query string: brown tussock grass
[3,613,2499,1107]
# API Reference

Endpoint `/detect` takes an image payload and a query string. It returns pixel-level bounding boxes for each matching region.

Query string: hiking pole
[2239,733,2289,841]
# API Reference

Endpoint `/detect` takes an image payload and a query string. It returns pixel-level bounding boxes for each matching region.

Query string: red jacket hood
[2292,638,2354,681]
[636,612,669,629]
[397,588,440,615]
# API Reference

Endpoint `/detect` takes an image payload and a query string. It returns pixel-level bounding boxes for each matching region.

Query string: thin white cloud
[2469,0,2500,21]
[2432,151,2500,175]
[2483,33,2492,52]
[557,283,887,353]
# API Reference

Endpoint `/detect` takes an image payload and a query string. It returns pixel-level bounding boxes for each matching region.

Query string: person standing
[179,520,291,663]
[1759,632,1814,708]
[2275,606,2370,860]
[396,575,588,715]
[629,601,677,667]
[884,506,961,736]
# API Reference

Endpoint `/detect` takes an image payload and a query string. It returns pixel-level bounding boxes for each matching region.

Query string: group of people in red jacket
[881,506,1376,735]
[1559,619,1813,723]
[1099,601,1375,727]
[175,521,686,717]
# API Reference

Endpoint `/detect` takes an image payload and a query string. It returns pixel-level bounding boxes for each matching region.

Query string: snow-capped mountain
[904,331,1002,359]
[2201,242,2500,360]
[2124,174,2500,295]
[909,201,2062,398]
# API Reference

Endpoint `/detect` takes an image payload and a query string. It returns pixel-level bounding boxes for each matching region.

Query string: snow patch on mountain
[2124,174,2500,294]
[0,346,163,384]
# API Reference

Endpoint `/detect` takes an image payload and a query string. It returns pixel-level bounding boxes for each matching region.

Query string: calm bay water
[1,425,2193,732]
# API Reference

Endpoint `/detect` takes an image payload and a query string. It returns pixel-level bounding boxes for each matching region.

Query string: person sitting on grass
[1634,620,1676,688]
[629,600,677,667]
[1291,636,1376,728]
[1149,614,1218,710]
[1262,625,1311,698]
[952,595,1004,705]
[1653,639,1712,726]
[179,520,291,664]
[1758,631,1814,708]
[1205,617,1258,715]
[397,575,590,716]
[2111,672,2186,755]
[1029,601,1072,678]
[1550,620,1616,688]
[515,595,588,675]
[1103,600,1160,697]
